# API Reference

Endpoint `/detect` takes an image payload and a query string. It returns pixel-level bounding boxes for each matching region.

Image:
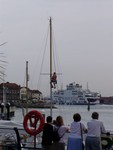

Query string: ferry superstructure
[52,82,100,105]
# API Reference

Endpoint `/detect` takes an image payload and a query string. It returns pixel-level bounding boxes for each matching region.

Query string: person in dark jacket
[42,116,53,150]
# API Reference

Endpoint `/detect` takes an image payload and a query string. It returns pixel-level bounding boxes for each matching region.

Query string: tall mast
[50,17,53,117]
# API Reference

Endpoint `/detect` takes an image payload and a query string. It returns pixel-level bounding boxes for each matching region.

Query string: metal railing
[0,127,113,150]
[0,127,42,150]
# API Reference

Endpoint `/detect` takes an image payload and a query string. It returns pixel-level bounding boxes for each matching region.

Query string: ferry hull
[53,82,100,105]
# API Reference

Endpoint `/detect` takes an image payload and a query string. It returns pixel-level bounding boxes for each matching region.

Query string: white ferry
[52,82,100,105]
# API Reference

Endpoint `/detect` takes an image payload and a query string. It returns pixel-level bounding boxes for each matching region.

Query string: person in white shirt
[67,113,87,150]
[52,116,69,150]
[85,112,107,150]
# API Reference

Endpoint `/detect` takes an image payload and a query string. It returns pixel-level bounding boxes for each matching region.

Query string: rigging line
[52,29,63,87]
[0,71,6,75]
[0,66,5,69]
[36,25,50,90]
[0,64,7,67]
[0,42,7,47]
[45,79,51,97]
[28,24,49,89]
[0,76,5,81]
[51,31,60,96]
[52,47,56,72]
[52,29,69,124]
[0,63,7,67]
[52,31,57,73]
[0,60,8,63]
[52,29,58,72]
[0,53,5,56]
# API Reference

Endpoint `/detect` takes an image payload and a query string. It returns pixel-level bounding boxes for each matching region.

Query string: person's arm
[100,122,110,135]
[82,123,87,133]
[100,122,106,133]
[65,126,70,132]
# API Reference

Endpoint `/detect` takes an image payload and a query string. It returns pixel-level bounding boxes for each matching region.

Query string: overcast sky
[0,0,113,97]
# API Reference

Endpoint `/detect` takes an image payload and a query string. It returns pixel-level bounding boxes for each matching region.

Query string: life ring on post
[23,110,45,136]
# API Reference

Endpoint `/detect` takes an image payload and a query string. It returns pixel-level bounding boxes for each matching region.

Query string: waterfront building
[0,82,42,105]
[20,87,42,101]
[31,90,42,101]
[0,82,20,104]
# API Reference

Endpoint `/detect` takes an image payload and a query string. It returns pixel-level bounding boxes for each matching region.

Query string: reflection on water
[12,104,113,130]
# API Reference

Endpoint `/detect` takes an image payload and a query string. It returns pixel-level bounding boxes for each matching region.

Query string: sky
[0,0,113,97]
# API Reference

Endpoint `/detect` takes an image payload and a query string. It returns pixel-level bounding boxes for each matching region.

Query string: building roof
[0,82,20,89]
[32,90,42,94]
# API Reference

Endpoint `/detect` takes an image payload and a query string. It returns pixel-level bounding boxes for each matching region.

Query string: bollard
[6,103,10,120]
[1,103,5,119]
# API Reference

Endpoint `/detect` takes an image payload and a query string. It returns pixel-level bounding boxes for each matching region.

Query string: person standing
[67,113,87,150]
[52,116,69,150]
[42,116,53,150]
[85,112,107,150]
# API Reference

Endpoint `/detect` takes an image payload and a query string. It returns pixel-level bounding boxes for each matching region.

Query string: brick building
[0,82,42,105]
[0,82,21,104]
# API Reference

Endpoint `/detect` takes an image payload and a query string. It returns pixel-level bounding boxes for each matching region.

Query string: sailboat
[38,17,57,116]
[44,17,59,116]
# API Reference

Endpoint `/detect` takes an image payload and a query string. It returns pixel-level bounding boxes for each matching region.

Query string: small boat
[52,82,100,105]
[0,120,42,149]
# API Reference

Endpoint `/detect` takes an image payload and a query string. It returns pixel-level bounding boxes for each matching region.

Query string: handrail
[0,127,113,149]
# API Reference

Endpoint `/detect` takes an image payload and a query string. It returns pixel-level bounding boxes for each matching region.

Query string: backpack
[52,127,60,142]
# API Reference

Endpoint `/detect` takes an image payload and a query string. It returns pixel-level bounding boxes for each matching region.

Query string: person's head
[92,112,99,119]
[73,113,81,122]
[56,116,64,126]
[46,116,52,123]
[53,120,57,125]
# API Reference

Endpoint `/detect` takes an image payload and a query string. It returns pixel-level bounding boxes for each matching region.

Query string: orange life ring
[23,110,45,135]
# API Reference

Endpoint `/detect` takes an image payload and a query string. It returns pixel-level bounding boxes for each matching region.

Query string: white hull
[52,82,100,105]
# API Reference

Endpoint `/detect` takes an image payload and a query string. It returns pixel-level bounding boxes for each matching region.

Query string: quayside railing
[0,127,42,149]
[0,127,113,150]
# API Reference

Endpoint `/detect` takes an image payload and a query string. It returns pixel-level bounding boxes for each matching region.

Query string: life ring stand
[23,110,45,136]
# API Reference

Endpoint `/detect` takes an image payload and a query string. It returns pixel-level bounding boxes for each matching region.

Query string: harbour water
[12,104,113,131]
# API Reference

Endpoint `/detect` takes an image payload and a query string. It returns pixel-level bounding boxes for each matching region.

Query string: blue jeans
[85,136,101,150]
[67,137,82,150]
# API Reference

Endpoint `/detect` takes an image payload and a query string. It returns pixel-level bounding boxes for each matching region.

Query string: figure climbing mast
[51,72,57,88]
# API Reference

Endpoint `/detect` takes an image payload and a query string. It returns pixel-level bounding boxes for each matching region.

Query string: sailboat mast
[50,17,53,117]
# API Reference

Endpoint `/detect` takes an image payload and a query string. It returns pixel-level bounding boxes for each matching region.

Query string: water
[12,104,113,131]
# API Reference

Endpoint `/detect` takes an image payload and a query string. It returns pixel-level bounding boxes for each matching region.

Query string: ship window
[60,91,64,95]
[72,91,77,95]
[72,91,77,92]
[72,93,77,95]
